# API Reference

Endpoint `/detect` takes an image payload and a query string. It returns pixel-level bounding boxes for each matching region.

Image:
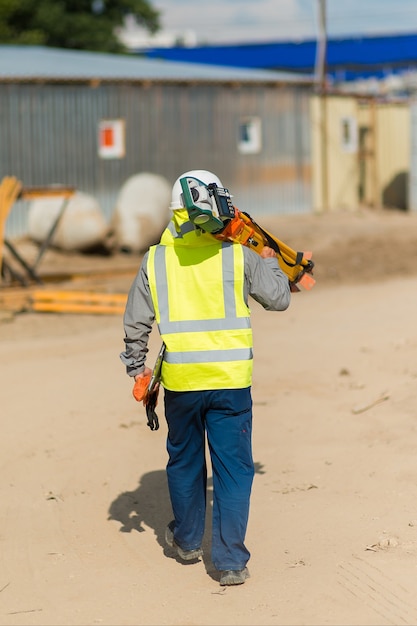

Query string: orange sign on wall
[98,119,125,159]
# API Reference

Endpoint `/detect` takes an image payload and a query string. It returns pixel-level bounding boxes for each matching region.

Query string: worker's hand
[134,367,152,381]
[260,246,276,258]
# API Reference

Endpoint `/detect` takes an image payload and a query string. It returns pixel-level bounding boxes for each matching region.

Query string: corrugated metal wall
[0,81,312,237]
[410,99,417,211]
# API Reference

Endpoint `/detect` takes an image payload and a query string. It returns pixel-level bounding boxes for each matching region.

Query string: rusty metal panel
[1,82,311,238]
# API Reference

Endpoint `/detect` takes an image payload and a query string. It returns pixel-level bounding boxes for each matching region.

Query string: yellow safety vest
[147,214,253,391]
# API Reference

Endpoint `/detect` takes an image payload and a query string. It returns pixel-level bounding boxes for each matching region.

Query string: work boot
[219,567,250,586]
[165,520,203,561]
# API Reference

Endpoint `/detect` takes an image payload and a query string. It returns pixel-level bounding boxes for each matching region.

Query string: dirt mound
[261,207,417,287]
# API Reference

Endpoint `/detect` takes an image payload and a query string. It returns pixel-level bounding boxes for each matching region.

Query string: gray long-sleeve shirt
[120,245,290,377]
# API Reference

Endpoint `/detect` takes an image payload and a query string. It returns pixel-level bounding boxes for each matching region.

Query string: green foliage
[0,0,160,52]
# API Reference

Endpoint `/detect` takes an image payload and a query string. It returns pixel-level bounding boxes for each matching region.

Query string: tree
[0,0,160,53]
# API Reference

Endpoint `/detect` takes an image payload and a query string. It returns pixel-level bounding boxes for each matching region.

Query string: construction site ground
[1,207,417,626]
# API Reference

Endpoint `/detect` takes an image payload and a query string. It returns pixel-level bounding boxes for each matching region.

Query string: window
[340,116,358,153]
[238,116,262,154]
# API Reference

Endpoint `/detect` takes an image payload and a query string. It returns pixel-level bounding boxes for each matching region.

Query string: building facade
[0,46,313,237]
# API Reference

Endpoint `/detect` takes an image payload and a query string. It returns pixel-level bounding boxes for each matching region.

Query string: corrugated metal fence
[0,81,312,237]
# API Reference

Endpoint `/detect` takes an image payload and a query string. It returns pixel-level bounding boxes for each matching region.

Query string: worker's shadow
[108,469,174,543]
[107,469,216,574]
[108,461,265,578]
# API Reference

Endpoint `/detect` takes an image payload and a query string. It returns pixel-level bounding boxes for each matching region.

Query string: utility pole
[315,0,329,211]
[315,0,327,94]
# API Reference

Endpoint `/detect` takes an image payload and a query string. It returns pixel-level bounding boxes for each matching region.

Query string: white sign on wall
[98,119,126,159]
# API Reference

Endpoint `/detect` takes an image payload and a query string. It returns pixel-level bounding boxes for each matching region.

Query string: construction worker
[120,169,291,586]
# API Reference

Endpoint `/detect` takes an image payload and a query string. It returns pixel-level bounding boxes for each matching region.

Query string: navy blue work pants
[163,387,254,571]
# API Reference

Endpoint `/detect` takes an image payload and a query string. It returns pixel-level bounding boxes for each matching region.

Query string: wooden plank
[0,288,128,315]
[32,290,127,304]
[0,287,33,311]
[32,302,126,315]
[21,186,75,200]
[31,289,128,315]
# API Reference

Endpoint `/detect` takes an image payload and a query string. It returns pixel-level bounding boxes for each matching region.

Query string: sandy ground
[1,207,417,626]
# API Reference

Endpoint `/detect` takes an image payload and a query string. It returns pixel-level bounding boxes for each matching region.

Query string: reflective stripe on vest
[147,241,253,391]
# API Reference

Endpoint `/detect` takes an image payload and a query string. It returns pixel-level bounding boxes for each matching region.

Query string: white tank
[112,172,171,253]
[28,191,108,251]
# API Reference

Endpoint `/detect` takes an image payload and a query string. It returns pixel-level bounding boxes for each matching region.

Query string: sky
[149,0,417,45]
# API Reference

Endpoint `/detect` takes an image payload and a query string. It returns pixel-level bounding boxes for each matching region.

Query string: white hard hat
[170,169,223,210]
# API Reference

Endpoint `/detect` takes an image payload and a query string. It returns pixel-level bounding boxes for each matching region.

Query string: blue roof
[0,45,312,84]
[143,32,417,82]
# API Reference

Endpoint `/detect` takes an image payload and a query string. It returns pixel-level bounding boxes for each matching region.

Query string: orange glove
[132,374,160,431]
[132,374,151,402]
